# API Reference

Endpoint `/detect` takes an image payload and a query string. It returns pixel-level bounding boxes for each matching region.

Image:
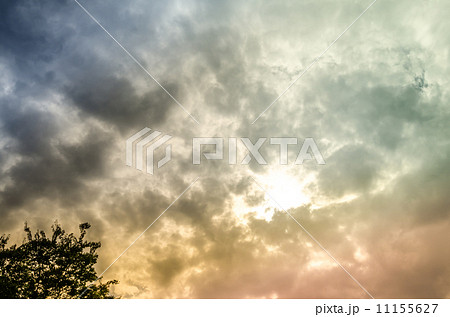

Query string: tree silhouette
[0,222,118,298]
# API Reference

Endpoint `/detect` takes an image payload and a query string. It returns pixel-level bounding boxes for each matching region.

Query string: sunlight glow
[258,170,312,210]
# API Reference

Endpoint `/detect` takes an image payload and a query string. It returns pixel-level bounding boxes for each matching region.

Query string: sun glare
[232,169,314,222]
[259,170,312,210]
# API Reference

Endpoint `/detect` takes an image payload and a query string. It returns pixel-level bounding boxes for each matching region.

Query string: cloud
[65,74,176,133]
[317,144,381,197]
[1,0,449,299]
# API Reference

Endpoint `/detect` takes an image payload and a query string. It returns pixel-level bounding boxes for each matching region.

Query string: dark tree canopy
[0,222,118,298]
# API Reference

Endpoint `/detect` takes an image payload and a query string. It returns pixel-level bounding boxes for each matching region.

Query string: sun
[258,168,312,210]
[231,168,314,222]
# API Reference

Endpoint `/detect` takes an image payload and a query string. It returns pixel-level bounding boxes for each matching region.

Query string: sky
[1,0,449,298]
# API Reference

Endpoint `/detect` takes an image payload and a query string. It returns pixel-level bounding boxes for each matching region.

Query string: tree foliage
[0,222,118,298]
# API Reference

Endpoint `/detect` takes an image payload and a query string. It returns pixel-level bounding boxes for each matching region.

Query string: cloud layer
[1,0,449,298]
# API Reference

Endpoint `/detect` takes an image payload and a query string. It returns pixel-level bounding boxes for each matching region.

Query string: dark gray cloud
[0,123,110,213]
[65,74,176,133]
